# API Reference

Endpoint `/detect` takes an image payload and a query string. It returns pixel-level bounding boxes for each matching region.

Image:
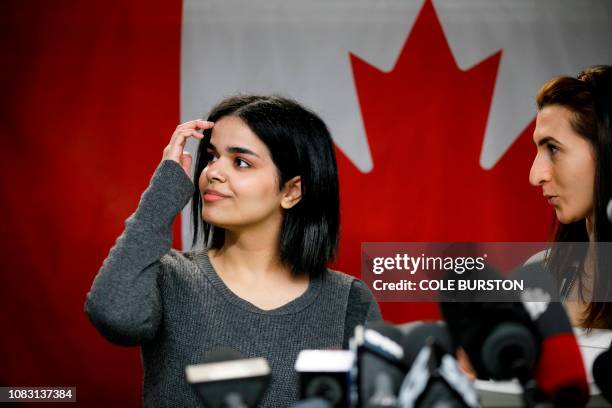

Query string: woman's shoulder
[324,269,371,294]
[326,270,383,329]
[324,269,356,286]
[325,270,378,306]
[523,249,549,266]
[159,247,210,272]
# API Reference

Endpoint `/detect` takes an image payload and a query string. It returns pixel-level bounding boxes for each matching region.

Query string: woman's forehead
[534,106,576,142]
[209,116,269,156]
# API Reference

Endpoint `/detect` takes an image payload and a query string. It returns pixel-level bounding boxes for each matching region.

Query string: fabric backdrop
[1,0,611,405]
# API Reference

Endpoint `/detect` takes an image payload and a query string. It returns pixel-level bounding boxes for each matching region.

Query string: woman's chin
[202,210,222,224]
[555,210,584,225]
[203,218,222,228]
[202,215,234,231]
[202,215,223,228]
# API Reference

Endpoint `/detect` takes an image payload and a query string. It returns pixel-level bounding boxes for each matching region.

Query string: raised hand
[162,120,214,176]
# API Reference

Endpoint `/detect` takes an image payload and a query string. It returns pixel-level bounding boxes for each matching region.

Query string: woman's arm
[84,160,194,345]
[84,120,213,346]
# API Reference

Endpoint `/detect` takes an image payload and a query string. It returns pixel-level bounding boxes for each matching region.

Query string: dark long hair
[191,95,340,277]
[537,65,612,328]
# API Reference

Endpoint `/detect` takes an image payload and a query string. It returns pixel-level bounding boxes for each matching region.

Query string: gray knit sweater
[85,160,381,407]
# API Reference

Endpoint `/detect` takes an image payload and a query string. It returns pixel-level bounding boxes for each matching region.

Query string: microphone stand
[512,360,538,408]
[224,393,248,408]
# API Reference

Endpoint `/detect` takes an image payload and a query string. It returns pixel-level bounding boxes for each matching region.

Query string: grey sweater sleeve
[84,160,194,346]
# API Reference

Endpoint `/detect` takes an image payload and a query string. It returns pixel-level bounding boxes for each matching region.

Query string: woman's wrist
[131,160,195,228]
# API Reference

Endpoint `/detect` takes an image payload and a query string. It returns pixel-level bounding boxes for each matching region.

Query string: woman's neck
[584,215,596,280]
[586,215,595,242]
[210,222,291,281]
[208,224,310,310]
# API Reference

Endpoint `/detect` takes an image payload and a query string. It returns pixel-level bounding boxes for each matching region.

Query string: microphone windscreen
[361,321,405,364]
[185,348,271,408]
[366,321,405,347]
[400,322,453,367]
[202,348,244,363]
[511,263,589,407]
[355,322,407,407]
[592,349,612,404]
[440,265,536,379]
[295,350,353,407]
[481,322,538,380]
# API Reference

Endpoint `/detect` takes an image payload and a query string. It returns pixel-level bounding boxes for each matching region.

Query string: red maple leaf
[332,0,552,323]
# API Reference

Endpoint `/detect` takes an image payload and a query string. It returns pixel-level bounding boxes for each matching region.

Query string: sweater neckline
[195,250,323,316]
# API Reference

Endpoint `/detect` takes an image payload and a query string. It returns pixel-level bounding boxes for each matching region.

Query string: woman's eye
[205,152,218,163]
[547,143,559,156]
[235,158,251,168]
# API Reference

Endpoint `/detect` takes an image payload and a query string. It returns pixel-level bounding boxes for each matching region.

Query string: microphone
[294,349,355,407]
[397,322,480,408]
[593,348,612,404]
[290,398,333,408]
[439,265,539,380]
[439,265,541,407]
[351,321,408,408]
[512,263,590,408]
[184,348,271,408]
[398,321,454,366]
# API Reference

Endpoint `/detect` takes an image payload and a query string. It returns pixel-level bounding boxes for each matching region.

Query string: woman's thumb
[179,152,193,176]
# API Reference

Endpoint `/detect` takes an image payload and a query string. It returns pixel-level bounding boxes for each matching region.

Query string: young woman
[85,95,381,406]
[529,65,612,329]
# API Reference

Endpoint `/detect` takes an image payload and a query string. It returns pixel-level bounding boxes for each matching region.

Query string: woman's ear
[281,176,302,209]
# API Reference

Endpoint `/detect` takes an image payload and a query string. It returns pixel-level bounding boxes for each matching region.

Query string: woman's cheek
[198,172,207,191]
[236,174,278,198]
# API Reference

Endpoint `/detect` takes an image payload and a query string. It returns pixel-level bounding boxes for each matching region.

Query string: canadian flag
[1,0,610,405]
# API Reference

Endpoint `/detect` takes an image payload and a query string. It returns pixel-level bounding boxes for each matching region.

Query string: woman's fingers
[177,119,214,131]
[173,120,214,141]
[174,129,204,146]
[169,121,211,145]
[162,120,214,174]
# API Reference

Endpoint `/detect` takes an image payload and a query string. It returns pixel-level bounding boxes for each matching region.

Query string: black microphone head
[355,321,406,365]
[481,322,538,380]
[440,264,539,380]
[202,347,245,363]
[365,321,405,350]
[511,262,561,304]
[295,349,354,407]
[185,349,271,408]
[353,322,407,407]
[414,380,470,408]
[397,339,480,408]
[511,262,589,406]
[593,349,612,404]
[399,322,454,367]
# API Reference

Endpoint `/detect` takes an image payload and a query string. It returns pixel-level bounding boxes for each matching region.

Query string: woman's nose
[529,153,551,186]
[204,159,227,183]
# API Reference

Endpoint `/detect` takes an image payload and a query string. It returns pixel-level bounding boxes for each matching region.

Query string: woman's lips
[545,195,559,205]
[203,190,228,202]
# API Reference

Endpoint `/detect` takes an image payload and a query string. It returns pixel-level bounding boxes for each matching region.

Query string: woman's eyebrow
[227,146,261,158]
[207,143,260,158]
[536,136,562,147]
